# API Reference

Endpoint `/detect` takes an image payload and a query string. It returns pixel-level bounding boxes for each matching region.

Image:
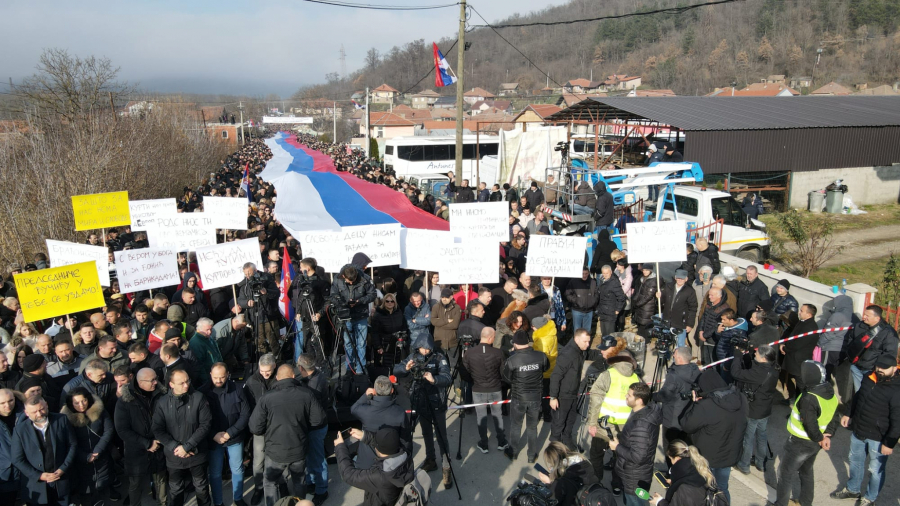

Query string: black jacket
[62,396,114,494]
[248,378,327,463]
[489,190,504,202]
[749,322,780,348]
[679,385,748,468]
[796,374,838,443]
[549,339,602,400]
[653,363,700,429]
[730,349,779,419]
[371,307,408,365]
[11,413,77,504]
[331,265,377,321]
[657,458,709,506]
[243,368,276,410]
[697,298,728,345]
[502,347,549,402]
[236,272,279,322]
[456,315,486,347]
[696,244,721,274]
[614,403,662,495]
[736,278,769,320]
[152,389,212,469]
[485,286,514,327]
[335,432,413,506]
[631,274,659,326]
[114,380,166,476]
[843,321,900,372]
[680,251,698,285]
[505,187,519,204]
[350,394,411,470]
[290,272,328,323]
[592,183,615,227]
[595,275,626,322]
[393,336,452,413]
[181,300,209,327]
[661,282,698,331]
[462,343,504,393]
[782,318,818,377]
[522,293,551,322]
[454,185,475,203]
[564,277,598,313]
[201,380,251,446]
[548,456,599,506]
[524,187,544,211]
[849,371,900,449]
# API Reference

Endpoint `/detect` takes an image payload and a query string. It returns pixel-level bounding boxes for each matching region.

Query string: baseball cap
[674,269,689,279]
[597,335,617,351]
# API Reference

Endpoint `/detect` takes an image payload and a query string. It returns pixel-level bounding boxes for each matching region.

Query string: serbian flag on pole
[351,99,365,110]
[240,163,250,194]
[279,246,296,330]
[433,42,457,87]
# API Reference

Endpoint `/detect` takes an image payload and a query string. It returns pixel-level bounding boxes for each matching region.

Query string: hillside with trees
[294,0,900,99]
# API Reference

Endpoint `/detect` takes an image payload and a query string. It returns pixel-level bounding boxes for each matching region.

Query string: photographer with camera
[658,269,698,351]
[535,442,603,506]
[371,294,408,372]
[695,287,727,366]
[235,262,279,355]
[503,331,549,463]
[331,264,376,375]
[652,347,699,465]
[731,344,778,474]
[713,309,747,383]
[461,327,508,453]
[290,258,328,362]
[679,368,748,504]
[350,375,410,470]
[392,333,452,487]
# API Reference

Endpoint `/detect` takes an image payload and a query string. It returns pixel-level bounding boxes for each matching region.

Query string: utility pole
[333,101,337,142]
[454,0,466,183]
[239,101,245,145]
[365,87,370,157]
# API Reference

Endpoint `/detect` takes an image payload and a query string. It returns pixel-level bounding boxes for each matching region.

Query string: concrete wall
[789,163,900,208]
[719,252,877,317]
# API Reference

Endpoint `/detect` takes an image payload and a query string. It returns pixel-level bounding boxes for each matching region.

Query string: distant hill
[294,0,900,100]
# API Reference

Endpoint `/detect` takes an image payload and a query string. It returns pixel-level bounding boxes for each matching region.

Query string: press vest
[599,368,639,425]
[787,392,838,440]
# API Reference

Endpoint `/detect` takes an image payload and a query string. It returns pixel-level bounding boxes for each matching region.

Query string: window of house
[221,130,228,139]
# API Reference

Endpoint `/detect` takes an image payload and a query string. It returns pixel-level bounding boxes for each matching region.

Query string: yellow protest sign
[13,261,105,322]
[71,191,131,231]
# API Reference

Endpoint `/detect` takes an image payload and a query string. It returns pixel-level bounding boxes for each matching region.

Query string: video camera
[296,278,314,299]
[650,315,677,355]
[327,292,352,321]
[393,330,409,346]
[732,335,752,353]
[248,272,264,294]
[410,353,431,380]
[458,334,479,348]
[507,480,557,506]
[553,141,568,154]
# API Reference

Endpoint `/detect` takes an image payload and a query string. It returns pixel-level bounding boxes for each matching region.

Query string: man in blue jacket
[11,396,77,506]
[202,363,250,506]
[0,389,23,506]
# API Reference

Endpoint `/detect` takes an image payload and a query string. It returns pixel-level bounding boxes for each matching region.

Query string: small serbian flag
[351,99,364,110]
[240,163,250,194]
[433,42,457,88]
[279,246,296,329]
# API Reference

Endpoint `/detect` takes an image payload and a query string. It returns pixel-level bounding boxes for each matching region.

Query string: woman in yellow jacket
[532,315,559,422]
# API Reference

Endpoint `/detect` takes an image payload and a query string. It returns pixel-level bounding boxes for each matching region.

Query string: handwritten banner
[625,220,688,264]
[46,239,110,287]
[71,191,131,231]
[297,230,344,273]
[14,262,105,322]
[449,202,508,242]
[525,235,588,278]
[340,224,402,268]
[147,214,217,251]
[436,239,498,285]
[195,239,263,290]
[114,248,180,292]
[202,196,249,230]
[130,199,177,231]
[400,228,450,272]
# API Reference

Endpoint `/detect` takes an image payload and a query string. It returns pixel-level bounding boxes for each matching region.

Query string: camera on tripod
[327,293,351,320]
[296,279,314,299]
[458,334,478,348]
[410,353,430,380]
[553,141,568,154]
[507,480,557,506]
[392,330,409,346]
[248,273,264,296]
[650,315,677,353]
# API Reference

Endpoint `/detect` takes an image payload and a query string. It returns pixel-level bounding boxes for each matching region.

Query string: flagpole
[454,0,466,184]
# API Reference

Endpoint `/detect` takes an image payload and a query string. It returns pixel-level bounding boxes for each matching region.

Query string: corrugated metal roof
[546,96,900,131]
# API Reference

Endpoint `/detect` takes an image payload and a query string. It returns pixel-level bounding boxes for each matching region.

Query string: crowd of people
[0,132,897,506]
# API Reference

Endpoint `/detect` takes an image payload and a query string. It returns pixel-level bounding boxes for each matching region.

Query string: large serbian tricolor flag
[260,132,450,233]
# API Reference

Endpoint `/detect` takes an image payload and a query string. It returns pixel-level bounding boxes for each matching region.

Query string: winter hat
[374,427,401,455]
[674,269,689,279]
[18,376,43,393]
[167,304,185,323]
[641,263,654,273]
[164,327,182,340]
[531,316,549,329]
[757,299,774,312]
[875,354,898,369]
[23,354,46,373]
[440,287,454,299]
[776,279,791,291]
[512,331,531,346]
[597,335,618,351]
[696,368,727,395]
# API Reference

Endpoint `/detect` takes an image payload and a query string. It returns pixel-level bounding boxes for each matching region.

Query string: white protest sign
[436,240,498,285]
[400,228,449,271]
[340,223,402,268]
[46,239,110,287]
[526,235,588,278]
[114,248,180,292]
[449,202,508,242]
[297,230,344,273]
[147,214,217,251]
[129,199,177,231]
[625,220,688,264]
[202,196,249,230]
[194,239,263,290]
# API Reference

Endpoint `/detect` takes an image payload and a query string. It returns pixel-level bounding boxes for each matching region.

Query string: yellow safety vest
[599,368,639,425]
[787,392,838,440]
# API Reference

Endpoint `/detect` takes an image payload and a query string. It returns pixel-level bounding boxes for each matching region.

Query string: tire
[736,248,760,262]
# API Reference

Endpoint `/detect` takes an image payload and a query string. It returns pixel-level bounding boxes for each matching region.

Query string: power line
[299,0,458,11]
[468,0,744,28]
[467,5,564,90]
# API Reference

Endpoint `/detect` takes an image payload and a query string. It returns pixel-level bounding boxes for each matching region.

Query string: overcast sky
[1,0,570,97]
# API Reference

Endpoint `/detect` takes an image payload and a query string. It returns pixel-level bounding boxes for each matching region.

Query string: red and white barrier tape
[698,325,852,370]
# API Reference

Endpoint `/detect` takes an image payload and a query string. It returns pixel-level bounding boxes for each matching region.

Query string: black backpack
[705,487,729,506]
[577,483,617,506]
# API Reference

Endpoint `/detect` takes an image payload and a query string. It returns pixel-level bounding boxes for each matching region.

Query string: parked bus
[383,136,500,183]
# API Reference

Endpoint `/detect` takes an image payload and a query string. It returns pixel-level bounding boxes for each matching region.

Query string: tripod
[298,296,329,370]
[331,310,363,378]
[651,339,674,394]
[446,342,474,460]
[409,376,462,500]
